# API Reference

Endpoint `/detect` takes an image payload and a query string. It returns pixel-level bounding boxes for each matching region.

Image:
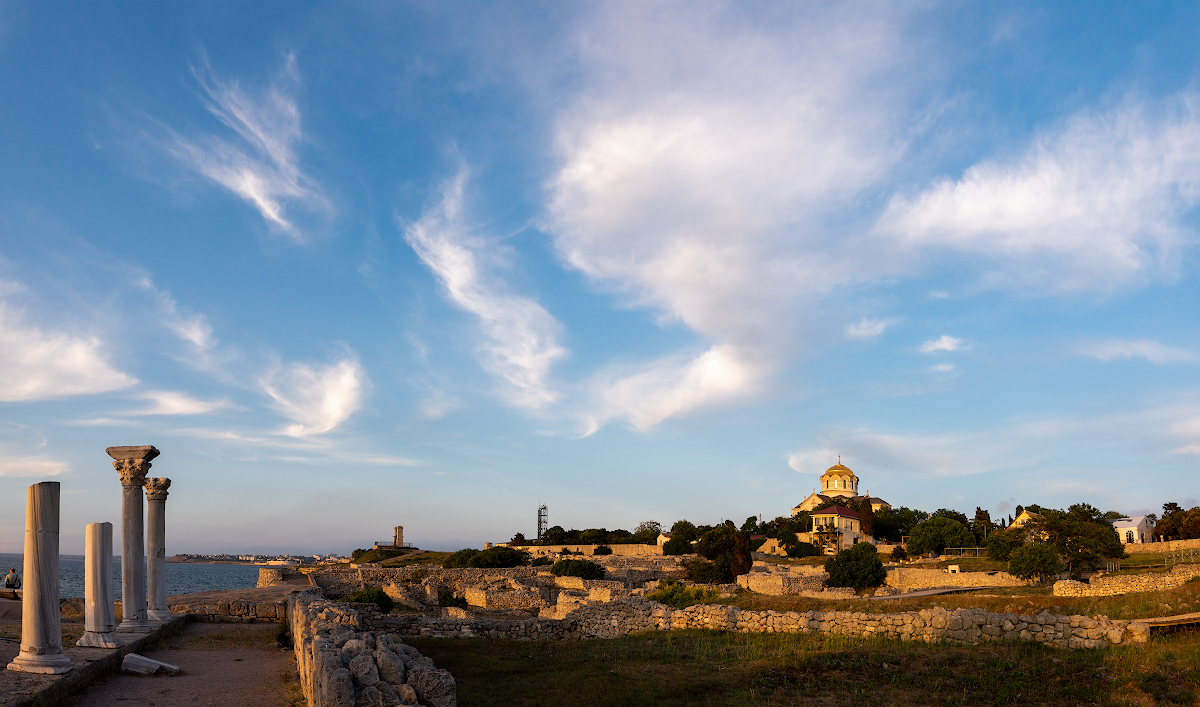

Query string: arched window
[1126,530,1134,543]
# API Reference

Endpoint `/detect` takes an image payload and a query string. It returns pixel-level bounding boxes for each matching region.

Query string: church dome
[818,459,858,496]
[824,464,853,474]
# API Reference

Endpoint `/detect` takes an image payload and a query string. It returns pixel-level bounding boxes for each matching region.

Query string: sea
[0,553,261,599]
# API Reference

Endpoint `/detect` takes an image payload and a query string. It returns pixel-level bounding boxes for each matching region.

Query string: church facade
[791,460,891,515]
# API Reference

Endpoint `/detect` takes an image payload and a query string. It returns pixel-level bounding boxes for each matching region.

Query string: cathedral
[791,459,891,515]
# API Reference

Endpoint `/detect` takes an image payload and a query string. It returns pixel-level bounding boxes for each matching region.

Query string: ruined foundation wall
[886,567,1029,589]
[1053,564,1200,597]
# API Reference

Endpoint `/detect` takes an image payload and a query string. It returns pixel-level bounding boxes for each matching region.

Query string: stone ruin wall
[1123,538,1200,554]
[1053,564,1200,597]
[366,596,1147,650]
[289,591,456,707]
[521,543,663,557]
[257,568,285,588]
[886,567,1029,589]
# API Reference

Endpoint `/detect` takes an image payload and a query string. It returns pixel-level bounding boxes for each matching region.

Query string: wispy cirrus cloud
[260,354,367,437]
[879,92,1200,292]
[1077,339,1197,365]
[405,168,567,409]
[0,301,136,401]
[846,318,897,339]
[129,390,233,416]
[0,455,68,478]
[165,53,324,239]
[920,335,966,354]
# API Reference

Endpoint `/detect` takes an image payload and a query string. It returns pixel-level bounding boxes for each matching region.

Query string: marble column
[77,522,118,648]
[6,482,73,674]
[144,478,171,621]
[107,445,158,632]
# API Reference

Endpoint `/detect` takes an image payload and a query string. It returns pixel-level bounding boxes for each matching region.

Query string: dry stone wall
[1123,538,1200,554]
[886,567,1029,589]
[289,591,456,707]
[167,597,286,622]
[1053,565,1200,597]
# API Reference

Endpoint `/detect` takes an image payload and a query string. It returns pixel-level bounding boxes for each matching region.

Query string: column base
[7,652,74,674]
[116,618,152,632]
[77,631,121,648]
[147,609,172,621]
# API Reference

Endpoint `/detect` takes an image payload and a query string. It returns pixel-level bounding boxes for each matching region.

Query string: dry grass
[380,551,453,568]
[409,627,1200,706]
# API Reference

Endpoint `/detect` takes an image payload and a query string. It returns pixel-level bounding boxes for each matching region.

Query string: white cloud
[1077,339,1197,365]
[0,302,136,401]
[920,335,965,354]
[584,344,756,434]
[131,390,232,416]
[136,277,216,353]
[879,93,1200,291]
[166,54,324,238]
[543,3,917,428]
[929,363,956,373]
[0,455,68,478]
[404,168,567,409]
[846,318,896,339]
[260,355,366,437]
[787,448,840,474]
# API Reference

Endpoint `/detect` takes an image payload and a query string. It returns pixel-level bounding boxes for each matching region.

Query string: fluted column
[77,522,118,648]
[144,478,171,621]
[107,445,158,632]
[6,482,73,674]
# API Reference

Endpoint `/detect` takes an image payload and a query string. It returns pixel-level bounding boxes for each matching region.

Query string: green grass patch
[646,580,721,609]
[379,551,453,568]
[408,629,1200,706]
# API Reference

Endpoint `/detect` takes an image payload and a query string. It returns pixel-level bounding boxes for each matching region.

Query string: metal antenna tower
[537,504,548,541]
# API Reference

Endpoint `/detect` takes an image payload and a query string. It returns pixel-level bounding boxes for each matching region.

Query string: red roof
[812,506,860,519]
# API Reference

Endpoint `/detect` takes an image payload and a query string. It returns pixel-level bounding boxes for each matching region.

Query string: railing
[1168,547,1199,567]
[374,542,416,549]
[942,547,987,558]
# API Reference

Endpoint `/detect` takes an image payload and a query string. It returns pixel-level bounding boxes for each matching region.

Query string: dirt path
[68,623,301,707]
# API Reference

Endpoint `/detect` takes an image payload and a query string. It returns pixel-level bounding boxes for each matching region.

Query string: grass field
[409,628,1200,706]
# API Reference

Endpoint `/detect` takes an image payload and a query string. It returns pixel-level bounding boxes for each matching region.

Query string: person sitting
[3,568,19,589]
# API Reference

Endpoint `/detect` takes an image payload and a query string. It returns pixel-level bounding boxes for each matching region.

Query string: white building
[1112,516,1155,544]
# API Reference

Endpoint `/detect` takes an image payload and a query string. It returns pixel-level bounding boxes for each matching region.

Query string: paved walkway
[871,586,1001,600]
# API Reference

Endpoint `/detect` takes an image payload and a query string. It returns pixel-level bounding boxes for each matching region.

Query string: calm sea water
[0,553,260,599]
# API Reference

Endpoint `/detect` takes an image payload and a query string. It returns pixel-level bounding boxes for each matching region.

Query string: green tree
[662,536,693,555]
[670,520,699,542]
[906,516,975,556]
[985,529,1023,561]
[872,506,930,543]
[1008,543,1061,583]
[631,521,662,544]
[467,546,529,568]
[971,507,994,545]
[442,548,481,568]
[740,516,760,533]
[731,532,752,577]
[551,559,605,579]
[1028,504,1124,573]
[824,543,887,590]
[541,526,566,545]
[684,555,733,584]
[890,545,907,561]
[931,508,971,528]
[856,500,876,539]
[788,541,820,558]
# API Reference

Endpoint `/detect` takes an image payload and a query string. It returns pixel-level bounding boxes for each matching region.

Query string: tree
[1008,543,1061,583]
[906,517,975,556]
[670,520,699,542]
[824,543,887,590]
[510,532,526,545]
[467,546,529,568]
[872,506,929,543]
[662,536,693,555]
[741,516,760,533]
[788,541,820,558]
[857,501,876,539]
[931,508,971,529]
[971,507,994,545]
[541,525,566,545]
[986,529,1023,561]
[731,532,752,577]
[632,521,663,544]
[890,545,907,561]
[1028,504,1124,573]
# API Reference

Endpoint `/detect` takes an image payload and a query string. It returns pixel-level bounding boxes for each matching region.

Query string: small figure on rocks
[3,568,18,589]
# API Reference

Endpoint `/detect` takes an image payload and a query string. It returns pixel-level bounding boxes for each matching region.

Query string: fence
[943,548,987,558]
[1169,547,1200,567]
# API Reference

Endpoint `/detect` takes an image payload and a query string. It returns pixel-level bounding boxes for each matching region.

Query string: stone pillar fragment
[107,445,158,632]
[77,522,119,648]
[7,482,73,674]
[144,478,171,621]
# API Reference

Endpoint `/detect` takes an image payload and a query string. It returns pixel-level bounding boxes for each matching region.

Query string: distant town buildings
[1112,516,1155,544]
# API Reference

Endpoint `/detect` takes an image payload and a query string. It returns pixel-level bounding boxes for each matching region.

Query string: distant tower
[394,526,404,547]
[537,505,548,541]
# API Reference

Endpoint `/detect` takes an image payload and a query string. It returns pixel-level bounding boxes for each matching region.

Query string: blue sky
[2,2,1199,555]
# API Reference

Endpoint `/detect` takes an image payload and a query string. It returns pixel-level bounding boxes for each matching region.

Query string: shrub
[467,546,530,568]
[986,529,1023,561]
[437,588,468,609]
[343,588,395,614]
[442,548,480,568]
[824,543,887,590]
[551,559,606,580]
[906,517,976,556]
[1008,542,1061,583]
[731,533,752,577]
[684,555,733,584]
[787,541,820,558]
[890,546,908,561]
[592,545,613,555]
[662,536,693,555]
[530,556,553,566]
[645,580,719,609]
[351,548,370,561]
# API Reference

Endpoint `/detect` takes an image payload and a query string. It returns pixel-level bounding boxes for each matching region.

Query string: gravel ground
[67,623,301,707]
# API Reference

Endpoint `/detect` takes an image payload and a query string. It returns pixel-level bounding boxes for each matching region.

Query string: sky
[1,2,1199,555]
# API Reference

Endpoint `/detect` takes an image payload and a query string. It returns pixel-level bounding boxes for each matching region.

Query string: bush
[551,559,606,580]
[592,545,613,555]
[684,555,733,584]
[530,556,553,566]
[1008,542,1061,583]
[351,548,370,561]
[787,541,820,558]
[906,517,976,556]
[661,536,693,555]
[468,546,530,568]
[442,548,480,568]
[824,543,886,590]
[890,546,907,561]
[645,580,719,609]
[986,529,1023,561]
[343,588,394,614]
[437,588,468,609]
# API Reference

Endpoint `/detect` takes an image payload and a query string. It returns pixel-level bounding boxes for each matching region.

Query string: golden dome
[823,463,854,475]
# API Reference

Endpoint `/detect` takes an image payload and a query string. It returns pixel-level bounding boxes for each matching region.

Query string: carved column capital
[143,477,171,501]
[113,459,151,488]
